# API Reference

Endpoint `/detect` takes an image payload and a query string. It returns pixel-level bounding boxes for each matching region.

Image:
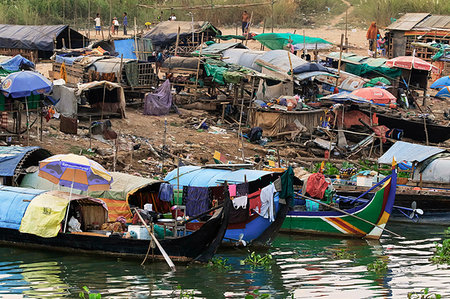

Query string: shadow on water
[0,222,448,298]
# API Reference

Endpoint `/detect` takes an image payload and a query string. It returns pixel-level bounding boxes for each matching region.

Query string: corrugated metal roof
[164,166,275,187]
[415,15,450,30]
[386,13,430,31]
[378,141,446,164]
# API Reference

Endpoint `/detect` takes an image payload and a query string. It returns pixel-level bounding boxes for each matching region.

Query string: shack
[143,21,221,55]
[386,13,450,61]
[0,25,87,61]
[0,146,51,186]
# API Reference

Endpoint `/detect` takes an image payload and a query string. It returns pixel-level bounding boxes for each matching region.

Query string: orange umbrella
[351,87,396,105]
[385,56,439,74]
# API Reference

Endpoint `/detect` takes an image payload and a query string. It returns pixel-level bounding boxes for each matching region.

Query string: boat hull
[0,198,230,263]
[281,171,396,239]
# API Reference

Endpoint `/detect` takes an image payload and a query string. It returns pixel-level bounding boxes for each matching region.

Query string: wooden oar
[134,208,176,271]
[296,193,402,238]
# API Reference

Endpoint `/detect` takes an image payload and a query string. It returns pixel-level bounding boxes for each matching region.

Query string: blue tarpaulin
[0,55,34,71]
[114,39,136,59]
[0,186,45,230]
[164,166,274,187]
[0,146,41,177]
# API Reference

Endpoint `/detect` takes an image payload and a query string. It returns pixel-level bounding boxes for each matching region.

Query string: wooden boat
[281,168,397,239]
[367,110,450,143]
[0,186,230,263]
[164,166,294,246]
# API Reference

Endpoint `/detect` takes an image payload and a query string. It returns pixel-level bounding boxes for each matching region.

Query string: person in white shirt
[94,13,101,35]
[113,17,119,35]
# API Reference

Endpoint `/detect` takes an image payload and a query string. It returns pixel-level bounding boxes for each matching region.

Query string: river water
[0,222,449,298]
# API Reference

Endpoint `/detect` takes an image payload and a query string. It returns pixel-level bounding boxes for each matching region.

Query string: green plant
[244,289,271,299]
[176,285,195,299]
[367,259,388,273]
[206,257,232,271]
[240,252,273,268]
[407,288,442,299]
[332,249,356,260]
[79,286,101,299]
[69,146,95,156]
[430,239,450,265]
[398,171,410,178]
[313,162,339,176]
[444,227,450,235]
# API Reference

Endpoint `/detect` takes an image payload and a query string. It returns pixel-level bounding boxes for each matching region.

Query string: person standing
[123,12,128,35]
[94,13,101,35]
[113,17,119,35]
[241,11,250,35]
[366,21,380,56]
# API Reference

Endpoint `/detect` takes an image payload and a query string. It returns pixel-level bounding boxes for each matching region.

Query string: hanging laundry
[229,200,249,224]
[236,183,249,197]
[259,183,276,222]
[228,184,237,197]
[158,183,174,202]
[248,190,262,215]
[182,186,211,217]
[232,195,247,209]
[306,172,329,199]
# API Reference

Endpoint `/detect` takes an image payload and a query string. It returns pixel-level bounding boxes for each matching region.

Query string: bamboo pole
[174,26,180,56]
[297,193,402,238]
[194,33,204,101]
[335,34,344,88]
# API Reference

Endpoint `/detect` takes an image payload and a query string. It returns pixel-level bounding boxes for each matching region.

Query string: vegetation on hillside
[0,0,448,28]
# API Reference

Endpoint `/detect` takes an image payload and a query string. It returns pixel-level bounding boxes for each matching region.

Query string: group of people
[93,12,128,36]
[366,21,388,57]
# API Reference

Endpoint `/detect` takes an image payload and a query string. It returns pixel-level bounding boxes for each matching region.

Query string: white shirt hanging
[232,195,247,209]
[259,184,276,222]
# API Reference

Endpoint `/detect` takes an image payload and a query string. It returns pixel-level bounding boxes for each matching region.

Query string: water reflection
[0,223,448,298]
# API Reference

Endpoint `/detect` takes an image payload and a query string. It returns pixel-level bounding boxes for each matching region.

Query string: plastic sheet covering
[0,55,34,71]
[114,39,136,59]
[378,141,446,164]
[51,83,77,118]
[0,25,67,51]
[0,186,45,230]
[222,49,264,71]
[19,192,69,238]
[143,79,172,116]
[413,156,450,184]
[0,146,41,177]
[256,50,308,73]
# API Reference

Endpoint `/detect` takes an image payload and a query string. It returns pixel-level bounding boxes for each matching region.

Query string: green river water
[0,222,449,298]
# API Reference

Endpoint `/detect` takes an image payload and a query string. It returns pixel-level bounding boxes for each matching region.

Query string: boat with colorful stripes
[281,168,397,239]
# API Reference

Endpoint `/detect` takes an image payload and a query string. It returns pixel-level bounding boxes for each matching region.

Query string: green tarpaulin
[345,63,401,78]
[254,33,332,50]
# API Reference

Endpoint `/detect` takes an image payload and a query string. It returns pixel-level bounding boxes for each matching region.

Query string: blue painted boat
[164,166,291,246]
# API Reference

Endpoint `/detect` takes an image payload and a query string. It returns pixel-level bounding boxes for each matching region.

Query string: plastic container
[128,225,150,240]
[356,175,373,187]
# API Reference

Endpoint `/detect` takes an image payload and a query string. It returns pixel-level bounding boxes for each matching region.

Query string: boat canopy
[0,186,45,230]
[164,166,276,187]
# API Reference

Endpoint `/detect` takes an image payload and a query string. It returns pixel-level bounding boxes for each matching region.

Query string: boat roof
[378,141,447,164]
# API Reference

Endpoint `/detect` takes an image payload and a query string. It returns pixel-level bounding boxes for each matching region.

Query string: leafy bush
[367,259,388,273]
[206,257,232,271]
[430,239,450,265]
[240,252,273,268]
[407,288,442,299]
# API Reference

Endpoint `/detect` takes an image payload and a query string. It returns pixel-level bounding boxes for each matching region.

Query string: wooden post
[302,29,306,57]
[40,106,43,141]
[260,19,266,51]
[101,83,106,120]
[287,50,294,83]
[68,26,72,49]
[194,33,204,101]
[174,26,180,56]
[134,17,138,57]
[423,116,429,146]
[118,54,124,83]
[89,116,92,149]
[336,34,344,88]
[345,8,348,52]
[238,84,245,163]
[271,0,274,33]
[245,11,253,46]
[176,157,180,204]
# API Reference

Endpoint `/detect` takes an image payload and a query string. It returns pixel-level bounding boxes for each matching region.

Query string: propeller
[409,201,424,219]
[238,233,247,247]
